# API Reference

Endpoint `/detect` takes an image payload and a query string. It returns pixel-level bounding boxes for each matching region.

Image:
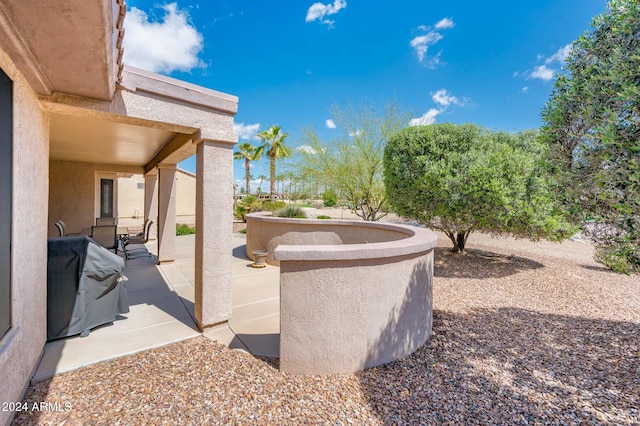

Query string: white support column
[194,139,234,328]
[157,164,177,263]
[144,173,158,240]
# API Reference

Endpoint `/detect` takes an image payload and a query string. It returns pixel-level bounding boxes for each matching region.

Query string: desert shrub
[176,223,195,236]
[262,200,286,211]
[595,244,639,274]
[384,124,574,252]
[234,205,249,221]
[317,215,332,219]
[322,189,338,207]
[275,206,307,218]
[235,195,262,221]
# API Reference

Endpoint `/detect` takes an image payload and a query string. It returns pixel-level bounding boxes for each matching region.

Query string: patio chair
[125,218,148,238]
[55,220,80,237]
[55,220,65,237]
[91,225,118,253]
[122,220,154,259]
[96,217,116,226]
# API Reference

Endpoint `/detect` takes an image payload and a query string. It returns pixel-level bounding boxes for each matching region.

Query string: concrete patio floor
[33,234,279,382]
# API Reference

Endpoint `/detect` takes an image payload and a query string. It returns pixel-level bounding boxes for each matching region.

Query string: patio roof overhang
[0,0,124,101]
[2,0,238,171]
[43,65,238,173]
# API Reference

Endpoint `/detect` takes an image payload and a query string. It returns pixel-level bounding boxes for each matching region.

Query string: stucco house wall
[48,160,143,237]
[176,169,196,226]
[117,174,145,226]
[117,168,196,229]
[0,47,50,424]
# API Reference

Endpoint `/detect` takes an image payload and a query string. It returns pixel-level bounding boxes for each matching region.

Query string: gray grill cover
[47,236,129,340]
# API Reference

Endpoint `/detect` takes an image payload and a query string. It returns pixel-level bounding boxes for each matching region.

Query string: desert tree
[258,125,291,200]
[384,124,574,252]
[233,141,262,195]
[296,101,408,221]
[541,0,640,272]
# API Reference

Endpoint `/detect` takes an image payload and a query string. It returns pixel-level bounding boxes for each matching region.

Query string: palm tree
[258,125,291,200]
[257,174,267,195]
[276,173,287,198]
[233,142,262,195]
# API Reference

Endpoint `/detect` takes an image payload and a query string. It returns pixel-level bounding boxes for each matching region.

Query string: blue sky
[123,0,608,188]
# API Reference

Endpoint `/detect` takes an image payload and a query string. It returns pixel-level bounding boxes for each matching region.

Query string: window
[0,68,12,339]
[100,178,114,218]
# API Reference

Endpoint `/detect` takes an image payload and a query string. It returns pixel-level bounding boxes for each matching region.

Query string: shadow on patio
[34,234,280,382]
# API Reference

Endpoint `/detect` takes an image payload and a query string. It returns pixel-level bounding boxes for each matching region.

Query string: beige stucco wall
[0,48,50,425]
[117,168,195,228]
[245,213,438,375]
[117,174,145,227]
[245,212,411,266]
[176,169,196,225]
[279,252,434,375]
[48,160,143,237]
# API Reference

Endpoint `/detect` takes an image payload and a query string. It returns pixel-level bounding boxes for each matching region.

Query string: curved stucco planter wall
[245,212,438,375]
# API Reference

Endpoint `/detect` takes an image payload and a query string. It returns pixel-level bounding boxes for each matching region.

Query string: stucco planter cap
[273,221,437,262]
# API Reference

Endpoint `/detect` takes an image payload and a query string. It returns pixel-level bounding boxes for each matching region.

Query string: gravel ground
[13,229,640,425]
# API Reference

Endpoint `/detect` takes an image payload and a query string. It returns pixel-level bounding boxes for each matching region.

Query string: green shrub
[317,215,332,219]
[176,223,195,236]
[595,244,639,274]
[322,189,338,207]
[275,206,307,218]
[234,205,247,221]
[235,195,262,221]
[262,200,286,211]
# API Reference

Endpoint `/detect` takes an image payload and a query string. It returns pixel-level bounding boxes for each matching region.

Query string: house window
[100,178,114,218]
[0,68,12,339]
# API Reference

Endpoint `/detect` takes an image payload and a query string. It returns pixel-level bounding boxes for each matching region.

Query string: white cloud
[123,3,205,73]
[349,129,362,137]
[409,108,441,126]
[410,18,454,65]
[297,145,321,154]
[546,44,572,64]
[306,0,347,27]
[234,123,261,140]
[325,119,336,129]
[434,17,455,30]
[531,64,555,81]
[521,86,529,93]
[523,44,572,82]
[410,88,466,126]
[409,32,443,62]
[432,89,462,108]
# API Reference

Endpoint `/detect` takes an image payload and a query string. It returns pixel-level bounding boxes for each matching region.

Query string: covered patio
[46,63,239,331]
[34,234,280,381]
[0,1,242,416]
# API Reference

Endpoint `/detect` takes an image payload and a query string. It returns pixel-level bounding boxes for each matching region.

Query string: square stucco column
[157,164,177,263]
[194,139,234,328]
[144,174,158,240]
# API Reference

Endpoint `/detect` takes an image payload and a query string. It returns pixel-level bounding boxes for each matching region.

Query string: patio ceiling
[49,113,179,167]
